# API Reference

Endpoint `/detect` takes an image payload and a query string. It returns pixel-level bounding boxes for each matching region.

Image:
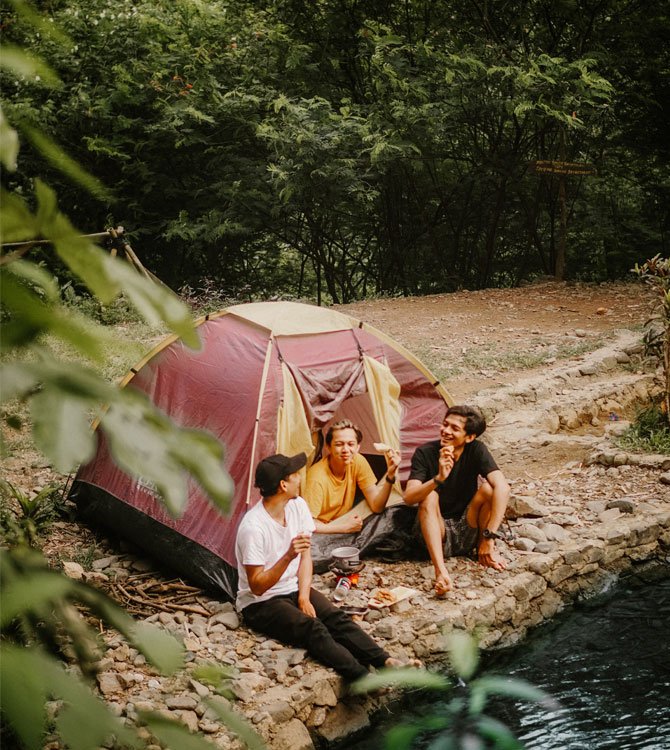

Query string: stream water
[343,565,670,749]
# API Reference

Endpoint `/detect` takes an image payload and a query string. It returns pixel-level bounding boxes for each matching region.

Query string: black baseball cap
[254,452,307,496]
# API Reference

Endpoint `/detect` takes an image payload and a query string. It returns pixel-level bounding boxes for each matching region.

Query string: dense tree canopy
[2,0,668,302]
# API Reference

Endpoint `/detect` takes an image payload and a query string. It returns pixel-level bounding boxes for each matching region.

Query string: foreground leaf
[385,715,452,750]
[0,572,75,626]
[447,630,479,681]
[108,259,200,349]
[353,667,451,694]
[0,645,48,749]
[468,675,557,716]
[102,392,230,516]
[0,188,37,242]
[0,361,42,402]
[203,697,267,750]
[21,127,109,201]
[31,387,97,470]
[140,713,222,750]
[129,622,185,675]
[0,107,19,172]
[474,714,524,749]
[0,266,107,358]
[0,44,60,85]
[0,644,139,750]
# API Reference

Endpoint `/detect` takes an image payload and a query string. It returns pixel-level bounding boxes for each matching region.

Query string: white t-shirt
[235,495,315,612]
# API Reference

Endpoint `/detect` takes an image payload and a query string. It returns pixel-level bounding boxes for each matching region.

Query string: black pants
[242,587,389,681]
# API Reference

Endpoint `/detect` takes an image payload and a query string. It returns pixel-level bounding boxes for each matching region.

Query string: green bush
[616,405,670,455]
[0,480,64,547]
[62,284,143,326]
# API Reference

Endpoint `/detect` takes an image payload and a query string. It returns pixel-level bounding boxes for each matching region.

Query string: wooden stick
[1,232,111,250]
[115,583,210,616]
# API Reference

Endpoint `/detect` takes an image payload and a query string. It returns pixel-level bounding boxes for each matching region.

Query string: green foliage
[0,479,63,546]
[191,661,236,698]
[62,284,144,325]
[141,703,266,750]
[3,0,665,300]
[354,631,554,749]
[0,174,233,512]
[0,10,251,749]
[615,405,670,456]
[1,642,139,750]
[1,546,184,675]
[0,546,265,750]
[0,547,164,748]
[632,256,670,423]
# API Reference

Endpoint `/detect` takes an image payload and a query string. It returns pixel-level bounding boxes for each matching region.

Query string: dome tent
[71,301,452,598]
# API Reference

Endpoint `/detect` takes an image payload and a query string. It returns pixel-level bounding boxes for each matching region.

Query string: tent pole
[244,337,275,505]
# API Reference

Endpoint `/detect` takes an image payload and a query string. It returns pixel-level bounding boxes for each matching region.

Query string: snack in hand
[373,442,394,453]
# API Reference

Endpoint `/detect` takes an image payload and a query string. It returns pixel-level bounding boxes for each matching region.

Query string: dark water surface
[344,569,670,750]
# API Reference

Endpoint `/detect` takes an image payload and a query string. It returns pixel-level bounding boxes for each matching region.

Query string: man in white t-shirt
[236,452,415,682]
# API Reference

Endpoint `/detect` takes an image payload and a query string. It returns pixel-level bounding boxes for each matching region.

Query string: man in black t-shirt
[404,405,510,596]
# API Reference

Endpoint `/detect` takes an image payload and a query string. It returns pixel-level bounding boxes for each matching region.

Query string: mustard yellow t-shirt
[304,453,377,522]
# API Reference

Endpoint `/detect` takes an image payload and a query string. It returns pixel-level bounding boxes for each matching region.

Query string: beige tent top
[227,301,357,335]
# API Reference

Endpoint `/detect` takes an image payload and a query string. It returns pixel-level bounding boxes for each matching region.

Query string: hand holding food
[374,442,401,478]
[438,445,454,478]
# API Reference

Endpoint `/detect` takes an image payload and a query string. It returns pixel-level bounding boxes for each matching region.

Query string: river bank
[9,281,668,749]
[43,324,670,750]
[59,432,669,750]
[342,561,670,750]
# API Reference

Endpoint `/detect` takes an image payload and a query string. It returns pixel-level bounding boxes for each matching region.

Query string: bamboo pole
[1,227,171,290]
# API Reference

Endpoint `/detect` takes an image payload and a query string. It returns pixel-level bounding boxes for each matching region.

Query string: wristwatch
[481,528,501,540]
[433,475,445,487]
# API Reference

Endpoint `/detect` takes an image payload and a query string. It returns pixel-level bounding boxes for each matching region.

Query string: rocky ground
[4,280,670,749]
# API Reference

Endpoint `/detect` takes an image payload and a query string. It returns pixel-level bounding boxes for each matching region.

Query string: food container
[330,546,360,569]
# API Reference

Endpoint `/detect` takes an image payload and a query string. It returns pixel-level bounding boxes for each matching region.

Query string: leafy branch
[0,11,245,748]
[632,255,670,423]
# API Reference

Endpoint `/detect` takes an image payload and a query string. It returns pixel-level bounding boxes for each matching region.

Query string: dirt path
[339,280,654,400]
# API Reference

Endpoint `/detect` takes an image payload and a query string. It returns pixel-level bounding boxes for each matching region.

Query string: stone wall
[68,473,668,750]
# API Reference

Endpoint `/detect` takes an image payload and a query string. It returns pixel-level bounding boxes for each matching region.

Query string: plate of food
[368,586,418,609]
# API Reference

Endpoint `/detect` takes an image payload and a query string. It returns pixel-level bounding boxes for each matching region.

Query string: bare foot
[384,657,423,669]
[434,572,452,597]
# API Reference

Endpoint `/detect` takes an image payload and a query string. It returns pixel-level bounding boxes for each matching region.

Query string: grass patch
[418,337,606,381]
[63,289,145,327]
[615,406,670,455]
[1,315,167,459]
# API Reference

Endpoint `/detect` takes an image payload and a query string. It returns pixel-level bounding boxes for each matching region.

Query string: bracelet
[385,474,395,484]
[433,475,445,487]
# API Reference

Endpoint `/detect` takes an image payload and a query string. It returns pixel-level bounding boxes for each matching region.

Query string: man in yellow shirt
[304,420,401,534]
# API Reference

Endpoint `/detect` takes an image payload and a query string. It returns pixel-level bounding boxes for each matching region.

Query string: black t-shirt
[408,439,499,519]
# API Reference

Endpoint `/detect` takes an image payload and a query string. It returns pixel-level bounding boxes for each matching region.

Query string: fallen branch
[113,583,211,617]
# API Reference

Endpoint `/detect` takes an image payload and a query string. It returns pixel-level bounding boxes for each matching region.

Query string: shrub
[616,404,670,455]
[0,481,63,547]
